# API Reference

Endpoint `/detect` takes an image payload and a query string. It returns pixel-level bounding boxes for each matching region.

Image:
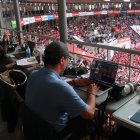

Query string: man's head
[43,41,69,74]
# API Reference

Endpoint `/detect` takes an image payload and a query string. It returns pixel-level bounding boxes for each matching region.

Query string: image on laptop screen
[89,59,118,85]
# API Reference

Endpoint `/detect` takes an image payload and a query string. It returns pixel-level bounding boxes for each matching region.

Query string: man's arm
[80,84,99,119]
[68,79,99,119]
[68,78,92,87]
[81,84,99,119]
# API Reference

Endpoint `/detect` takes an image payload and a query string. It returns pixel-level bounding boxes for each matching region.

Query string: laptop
[76,59,119,96]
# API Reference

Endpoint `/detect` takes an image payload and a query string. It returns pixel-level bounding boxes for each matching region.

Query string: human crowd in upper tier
[21,14,140,83]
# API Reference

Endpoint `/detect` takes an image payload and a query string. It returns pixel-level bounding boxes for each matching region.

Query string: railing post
[107,49,109,61]
[11,30,16,42]
[129,54,133,82]
[28,35,32,41]
[13,0,23,46]
[73,43,77,66]
[34,36,37,43]
[0,3,3,36]
[57,0,68,45]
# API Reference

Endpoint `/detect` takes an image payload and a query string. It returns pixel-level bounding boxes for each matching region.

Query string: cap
[44,41,69,57]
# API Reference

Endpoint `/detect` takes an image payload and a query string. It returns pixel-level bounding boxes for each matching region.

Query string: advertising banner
[72,12,79,17]
[108,37,131,59]
[35,16,42,22]
[130,25,140,36]
[47,15,54,20]
[41,15,48,21]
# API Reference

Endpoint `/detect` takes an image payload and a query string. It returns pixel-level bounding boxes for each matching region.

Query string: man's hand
[75,78,92,87]
[87,83,99,96]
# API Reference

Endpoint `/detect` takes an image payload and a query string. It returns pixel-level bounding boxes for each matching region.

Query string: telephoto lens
[121,82,139,97]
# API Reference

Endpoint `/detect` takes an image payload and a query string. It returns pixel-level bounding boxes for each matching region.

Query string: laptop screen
[89,59,118,85]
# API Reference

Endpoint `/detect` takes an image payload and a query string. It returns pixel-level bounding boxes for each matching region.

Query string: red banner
[35,16,42,22]
[113,10,120,14]
[72,12,79,17]
[94,11,101,15]
[135,10,140,13]
[68,44,96,61]
[127,10,135,13]
[53,14,59,19]
[117,37,130,43]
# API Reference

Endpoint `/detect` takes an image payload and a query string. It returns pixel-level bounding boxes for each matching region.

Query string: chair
[20,102,73,140]
[0,69,27,132]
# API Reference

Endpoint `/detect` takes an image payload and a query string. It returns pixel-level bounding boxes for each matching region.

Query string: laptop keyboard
[92,81,110,90]
[98,84,110,91]
[94,82,109,91]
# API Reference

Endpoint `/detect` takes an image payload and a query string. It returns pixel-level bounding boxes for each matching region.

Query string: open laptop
[76,59,119,96]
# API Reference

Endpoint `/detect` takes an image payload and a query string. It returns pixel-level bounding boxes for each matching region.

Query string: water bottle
[25,44,31,58]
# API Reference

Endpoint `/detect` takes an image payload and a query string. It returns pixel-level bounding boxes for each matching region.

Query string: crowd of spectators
[21,14,140,84]
[112,49,140,84]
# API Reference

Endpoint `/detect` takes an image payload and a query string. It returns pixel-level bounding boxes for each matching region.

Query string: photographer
[25,41,99,139]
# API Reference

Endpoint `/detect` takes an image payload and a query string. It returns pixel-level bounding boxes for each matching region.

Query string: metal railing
[66,39,140,83]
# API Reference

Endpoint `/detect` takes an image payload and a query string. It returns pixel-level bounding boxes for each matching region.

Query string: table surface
[75,87,108,105]
[75,87,138,113]
[113,94,140,134]
[71,73,138,113]
[105,92,137,113]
